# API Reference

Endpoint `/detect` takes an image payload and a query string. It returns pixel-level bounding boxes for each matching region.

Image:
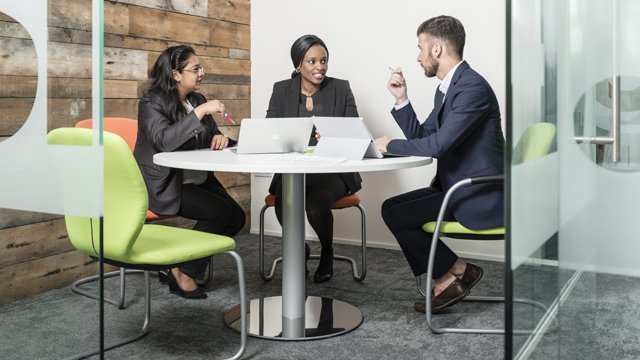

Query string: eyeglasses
[184,65,204,75]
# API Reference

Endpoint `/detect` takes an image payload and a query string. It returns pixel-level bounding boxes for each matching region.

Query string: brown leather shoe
[461,263,483,291]
[414,278,469,314]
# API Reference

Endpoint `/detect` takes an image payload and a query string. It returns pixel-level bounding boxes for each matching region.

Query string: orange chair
[259,192,367,282]
[71,118,213,307]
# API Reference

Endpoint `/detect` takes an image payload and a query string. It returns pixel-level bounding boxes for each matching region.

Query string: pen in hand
[224,113,236,125]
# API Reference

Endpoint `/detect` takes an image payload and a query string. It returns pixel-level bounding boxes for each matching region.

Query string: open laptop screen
[312,116,407,159]
[234,117,313,154]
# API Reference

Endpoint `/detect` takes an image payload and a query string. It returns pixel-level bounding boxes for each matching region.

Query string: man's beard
[423,58,438,78]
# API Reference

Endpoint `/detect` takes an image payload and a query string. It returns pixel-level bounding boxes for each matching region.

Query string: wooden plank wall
[0,0,251,303]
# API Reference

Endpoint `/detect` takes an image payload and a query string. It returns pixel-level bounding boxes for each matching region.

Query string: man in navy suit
[375,15,505,313]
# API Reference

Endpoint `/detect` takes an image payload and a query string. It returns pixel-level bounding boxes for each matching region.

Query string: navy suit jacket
[266,75,362,194]
[387,61,505,230]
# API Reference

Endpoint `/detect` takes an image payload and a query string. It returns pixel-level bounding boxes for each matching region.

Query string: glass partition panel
[510,0,640,359]
[0,1,104,358]
[509,0,562,358]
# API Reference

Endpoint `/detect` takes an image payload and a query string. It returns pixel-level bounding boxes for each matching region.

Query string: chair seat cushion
[264,193,361,209]
[123,224,236,265]
[422,221,505,236]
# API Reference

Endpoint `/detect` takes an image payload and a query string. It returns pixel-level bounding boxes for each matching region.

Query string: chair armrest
[435,174,504,231]
[468,174,504,185]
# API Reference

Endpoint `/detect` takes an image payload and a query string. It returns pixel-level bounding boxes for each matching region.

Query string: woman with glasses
[134,45,245,299]
[266,35,362,283]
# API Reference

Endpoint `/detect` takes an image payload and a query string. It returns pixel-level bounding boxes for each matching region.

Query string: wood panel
[199,83,250,100]
[0,0,251,304]
[115,0,208,17]
[0,219,71,268]
[128,6,212,45]
[48,0,92,31]
[104,34,229,58]
[0,209,60,230]
[0,77,140,100]
[0,75,37,98]
[0,98,34,135]
[0,19,30,39]
[0,38,37,76]
[208,18,250,49]
[46,43,148,80]
[0,250,97,304]
[215,172,250,188]
[104,47,148,81]
[208,0,250,25]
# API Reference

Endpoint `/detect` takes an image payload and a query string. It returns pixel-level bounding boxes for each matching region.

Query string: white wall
[250,0,506,261]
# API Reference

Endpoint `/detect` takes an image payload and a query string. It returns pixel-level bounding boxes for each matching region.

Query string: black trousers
[381,186,458,278]
[272,173,348,252]
[177,173,246,279]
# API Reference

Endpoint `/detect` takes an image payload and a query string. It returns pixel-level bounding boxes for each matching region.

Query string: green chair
[419,122,556,334]
[70,118,214,311]
[47,128,246,359]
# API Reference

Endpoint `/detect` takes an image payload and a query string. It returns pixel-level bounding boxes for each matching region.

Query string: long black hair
[145,45,196,124]
[290,35,329,78]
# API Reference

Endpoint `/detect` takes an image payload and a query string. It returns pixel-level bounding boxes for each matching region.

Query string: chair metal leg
[71,267,162,309]
[350,204,367,281]
[222,251,247,360]
[423,194,553,334]
[65,271,152,359]
[72,267,130,309]
[259,204,279,281]
[259,203,368,282]
[416,275,427,297]
[197,256,215,286]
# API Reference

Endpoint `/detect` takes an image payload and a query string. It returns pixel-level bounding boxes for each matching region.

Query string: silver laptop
[234,117,313,154]
[312,116,407,159]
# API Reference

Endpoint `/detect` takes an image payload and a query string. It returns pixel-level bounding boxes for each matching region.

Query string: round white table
[154,149,432,340]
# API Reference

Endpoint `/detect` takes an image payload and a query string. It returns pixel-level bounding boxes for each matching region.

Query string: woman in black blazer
[266,35,362,283]
[134,45,245,299]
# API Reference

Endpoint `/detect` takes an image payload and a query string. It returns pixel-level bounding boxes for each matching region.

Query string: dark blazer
[387,61,505,230]
[134,91,225,215]
[266,75,362,194]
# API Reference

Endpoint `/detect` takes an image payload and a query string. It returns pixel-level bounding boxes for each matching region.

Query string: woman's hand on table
[210,134,229,150]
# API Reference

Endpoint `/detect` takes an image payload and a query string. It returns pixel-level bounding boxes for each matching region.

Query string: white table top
[153,148,432,173]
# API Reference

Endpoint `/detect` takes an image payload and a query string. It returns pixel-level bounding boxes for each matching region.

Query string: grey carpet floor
[1,234,507,359]
[8,233,639,359]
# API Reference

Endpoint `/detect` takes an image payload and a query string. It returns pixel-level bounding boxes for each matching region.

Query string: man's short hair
[417,15,466,59]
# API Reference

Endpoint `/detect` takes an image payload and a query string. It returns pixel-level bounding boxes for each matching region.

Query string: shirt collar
[438,60,464,96]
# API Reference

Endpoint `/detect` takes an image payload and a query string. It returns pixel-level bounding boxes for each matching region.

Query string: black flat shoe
[158,270,168,284]
[166,271,207,300]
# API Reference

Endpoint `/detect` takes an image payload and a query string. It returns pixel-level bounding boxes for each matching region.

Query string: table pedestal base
[224,295,363,340]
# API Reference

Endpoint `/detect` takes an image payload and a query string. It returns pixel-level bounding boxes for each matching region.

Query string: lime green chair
[47,128,246,359]
[419,122,556,335]
[71,118,213,311]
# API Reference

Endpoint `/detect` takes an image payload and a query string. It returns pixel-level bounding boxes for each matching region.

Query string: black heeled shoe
[158,270,168,284]
[313,248,333,283]
[305,242,311,278]
[166,271,207,300]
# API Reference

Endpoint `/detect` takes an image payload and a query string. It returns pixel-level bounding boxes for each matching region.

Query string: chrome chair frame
[258,199,367,282]
[67,251,246,360]
[71,257,214,310]
[421,175,552,335]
